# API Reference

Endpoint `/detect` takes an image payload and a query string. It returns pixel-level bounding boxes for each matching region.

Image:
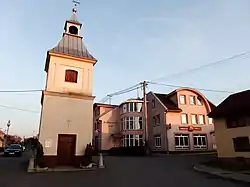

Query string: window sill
[234,150,250,152]
[194,147,207,149]
[175,147,190,150]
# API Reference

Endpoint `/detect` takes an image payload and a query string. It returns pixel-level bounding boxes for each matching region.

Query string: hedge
[108,146,146,156]
[0,147,4,152]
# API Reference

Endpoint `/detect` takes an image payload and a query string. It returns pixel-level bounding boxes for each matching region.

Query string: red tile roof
[208,89,250,118]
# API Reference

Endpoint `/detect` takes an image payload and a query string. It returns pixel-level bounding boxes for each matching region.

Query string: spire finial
[72,0,80,14]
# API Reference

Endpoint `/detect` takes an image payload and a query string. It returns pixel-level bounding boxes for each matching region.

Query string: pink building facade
[93,88,216,153]
[147,88,215,153]
[93,99,144,151]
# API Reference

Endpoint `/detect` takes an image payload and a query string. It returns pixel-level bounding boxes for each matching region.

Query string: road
[0,152,248,187]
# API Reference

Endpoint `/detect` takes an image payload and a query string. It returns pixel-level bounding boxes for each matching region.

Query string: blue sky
[0,0,250,137]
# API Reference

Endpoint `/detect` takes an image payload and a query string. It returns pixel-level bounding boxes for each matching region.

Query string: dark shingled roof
[208,89,250,118]
[154,93,181,111]
[49,33,96,60]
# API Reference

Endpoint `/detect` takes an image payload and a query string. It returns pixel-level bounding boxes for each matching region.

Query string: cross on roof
[72,0,80,14]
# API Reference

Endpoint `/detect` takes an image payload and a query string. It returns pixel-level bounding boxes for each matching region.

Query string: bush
[108,146,146,156]
[81,143,93,166]
[0,147,4,152]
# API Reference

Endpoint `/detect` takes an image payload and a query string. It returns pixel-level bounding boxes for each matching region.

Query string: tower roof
[45,6,97,72]
[48,33,96,60]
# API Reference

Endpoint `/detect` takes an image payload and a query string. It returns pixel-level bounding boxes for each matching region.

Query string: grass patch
[202,159,250,171]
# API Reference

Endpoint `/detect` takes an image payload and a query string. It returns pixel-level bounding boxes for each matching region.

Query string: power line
[151,50,250,82]
[148,81,234,93]
[99,83,142,103]
[0,89,42,93]
[0,104,40,114]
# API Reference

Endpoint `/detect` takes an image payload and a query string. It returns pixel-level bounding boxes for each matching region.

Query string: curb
[193,165,250,184]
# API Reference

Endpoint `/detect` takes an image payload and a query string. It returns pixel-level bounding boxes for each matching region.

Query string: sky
[0,0,250,137]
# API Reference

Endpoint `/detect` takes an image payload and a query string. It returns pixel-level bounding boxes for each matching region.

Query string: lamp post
[4,120,11,147]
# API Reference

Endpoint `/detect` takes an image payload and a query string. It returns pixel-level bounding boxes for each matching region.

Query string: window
[65,69,78,83]
[189,96,196,105]
[199,115,205,124]
[191,114,198,124]
[233,137,250,152]
[197,97,203,105]
[122,104,127,113]
[152,99,155,108]
[68,26,78,35]
[153,115,160,125]
[122,117,143,130]
[180,95,186,104]
[154,135,161,148]
[226,118,247,128]
[181,114,188,124]
[208,118,213,124]
[175,134,189,149]
[94,108,100,116]
[123,134,143,147]
[193,134,207,149]
[128,103,135,112]
[136,103,143,112]
[121,118,124,130]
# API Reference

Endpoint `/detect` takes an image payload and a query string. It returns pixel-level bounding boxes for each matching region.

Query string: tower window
[68,26,78,35]
[65,70,78,83]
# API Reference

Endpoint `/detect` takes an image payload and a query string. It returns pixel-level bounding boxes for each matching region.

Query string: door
[57,134,76,166]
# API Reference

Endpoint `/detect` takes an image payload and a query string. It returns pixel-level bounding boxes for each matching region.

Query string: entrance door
[57,134,76,166]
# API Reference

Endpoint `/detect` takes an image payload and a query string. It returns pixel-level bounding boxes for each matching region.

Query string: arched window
[68,26,78,35]
[65,69,78,83]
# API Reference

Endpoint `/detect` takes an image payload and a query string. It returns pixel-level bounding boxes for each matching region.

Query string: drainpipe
[164,113,170,155]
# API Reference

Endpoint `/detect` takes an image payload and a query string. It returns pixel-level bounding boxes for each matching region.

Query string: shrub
[0,147,4,152]
[81,143,93,166]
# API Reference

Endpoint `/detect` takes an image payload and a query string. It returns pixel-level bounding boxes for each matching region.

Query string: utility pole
[142,81,148,147]
[4,120,11,147]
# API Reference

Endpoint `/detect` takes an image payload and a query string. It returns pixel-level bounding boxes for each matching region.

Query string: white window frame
[154,135,161,148]
[199,115,205,124]
[180,95,186,104]
[208,118,213,124]
[123,134,143,147]
[193,134,207,149]
[136,103,143,112]
[197,97,203,105]
[181,113,188,124]
[191,114,198,124]
[175,134,189,149]
[189,96,196,105]
[123,117,143,130]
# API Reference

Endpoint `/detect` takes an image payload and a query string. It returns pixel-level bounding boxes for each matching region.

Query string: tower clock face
[69,26,78,35]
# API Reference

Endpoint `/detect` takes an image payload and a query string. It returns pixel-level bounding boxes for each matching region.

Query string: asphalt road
[0,152,248,187]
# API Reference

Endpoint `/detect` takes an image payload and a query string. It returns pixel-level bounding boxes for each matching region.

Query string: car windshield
[7,144,21,149]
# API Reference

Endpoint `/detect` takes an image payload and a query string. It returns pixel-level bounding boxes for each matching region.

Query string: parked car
[4,144,23,157]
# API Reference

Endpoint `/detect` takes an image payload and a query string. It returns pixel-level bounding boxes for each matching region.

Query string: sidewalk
[193,164,250,183]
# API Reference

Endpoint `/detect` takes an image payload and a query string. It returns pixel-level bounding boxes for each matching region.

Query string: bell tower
[38,1,97,168]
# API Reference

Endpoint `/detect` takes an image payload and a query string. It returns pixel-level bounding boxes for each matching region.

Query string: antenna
[72,0,80,14]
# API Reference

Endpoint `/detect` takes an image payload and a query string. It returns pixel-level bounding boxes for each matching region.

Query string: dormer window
[65,69,78,83]
[69,26,78,35]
